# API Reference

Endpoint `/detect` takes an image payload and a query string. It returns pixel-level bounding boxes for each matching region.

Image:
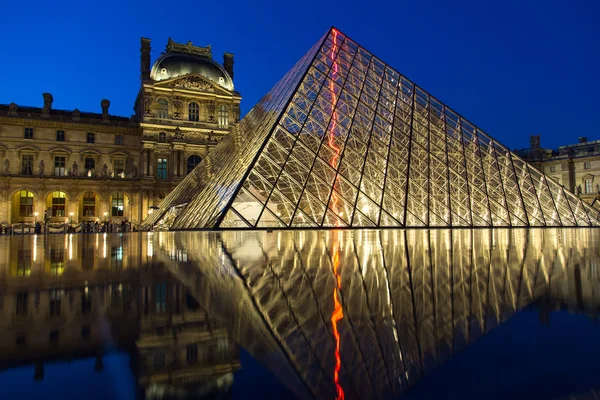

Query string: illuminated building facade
[0,38,240,226]
[518,135,600,207]
[147,28,600,229]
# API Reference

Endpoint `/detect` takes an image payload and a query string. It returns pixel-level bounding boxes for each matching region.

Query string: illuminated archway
[10,190,35,223]
[45,191,68,220]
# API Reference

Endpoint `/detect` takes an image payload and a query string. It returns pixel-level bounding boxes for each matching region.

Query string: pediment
[81,148,102,156]
[48,146,71,154]
[154,74,233,95]
[109,151,129,158]
[16,145,40,153]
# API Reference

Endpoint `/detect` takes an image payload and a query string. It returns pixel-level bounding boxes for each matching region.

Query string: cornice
[0,116,140,134]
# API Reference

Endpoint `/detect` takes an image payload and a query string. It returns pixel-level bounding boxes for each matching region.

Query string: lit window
[19,190,34,217]
[585,179,593,194]
[187,155,201,174]
[157,158,167,180]
[24,127,33,139]
[87,132,95,144]
[51,191,67,217]
[158,132,167,143]
[218,105,229,128]
[111,193,124,217]
[584,161,592,170]
[56,130,65,141]
[114,159,125,175]
[54,156,66,176]
[157,99,169,119]
[50,248,65,276]
[84,157,95,173]
[21,155,33,175]
[188,102,199,122]
[82,192,96,217]
[115,135,123,145]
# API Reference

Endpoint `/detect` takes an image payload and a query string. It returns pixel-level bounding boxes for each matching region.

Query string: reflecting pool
[0,229,599,399]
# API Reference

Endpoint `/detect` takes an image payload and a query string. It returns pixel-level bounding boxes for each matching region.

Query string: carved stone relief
[174,76,215,92]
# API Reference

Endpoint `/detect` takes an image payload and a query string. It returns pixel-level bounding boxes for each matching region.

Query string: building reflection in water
[0,233,240,399]
[0,229,599,399]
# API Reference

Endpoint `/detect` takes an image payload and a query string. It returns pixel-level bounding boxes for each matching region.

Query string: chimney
[101,99,110,121]
[223,52,234,80]
[141,38,151,81]
[42,93,53,117]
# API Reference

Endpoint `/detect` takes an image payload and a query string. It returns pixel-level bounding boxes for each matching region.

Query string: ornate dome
[150,53,234,91]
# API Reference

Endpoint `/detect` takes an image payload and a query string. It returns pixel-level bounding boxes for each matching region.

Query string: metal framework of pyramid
[146,27,600,229]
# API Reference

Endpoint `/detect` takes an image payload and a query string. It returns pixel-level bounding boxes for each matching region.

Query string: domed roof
[150,52,234,91]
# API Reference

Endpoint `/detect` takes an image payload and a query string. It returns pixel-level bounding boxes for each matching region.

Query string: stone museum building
[0,38,241,226]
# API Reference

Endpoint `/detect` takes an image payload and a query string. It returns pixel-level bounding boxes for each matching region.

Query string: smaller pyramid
[147,27,600,229]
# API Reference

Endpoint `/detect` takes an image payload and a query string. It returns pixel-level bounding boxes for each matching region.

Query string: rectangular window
[50,248,65,275]
[17,250,31,276]
[21,155,33,175]
[550,165,556,173]
[56,130,65,141]
[84,157,95,172]
[115,135,123,145]
[54,156,66,176]
[218,105,229,128]
[24,127,33,139]
[114,159,125,175]
[186,344,198,365]
[585,179,594,194]
[111,193,124,217]
[83,192,96,217]
[111,246,123,269]
[87,132,95,143]
[584,161,592,170]
[49,289,61,317]
[16,293,28,316]
[157,158,167,180]
[155,283,166,313]
[81,290,92,314]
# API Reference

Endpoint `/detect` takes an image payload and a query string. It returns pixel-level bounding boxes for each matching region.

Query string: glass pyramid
[147,27,600,229]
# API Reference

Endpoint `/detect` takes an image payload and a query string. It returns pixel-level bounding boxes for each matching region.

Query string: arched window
[188,102,199,122]
[51,191,67,217]
[157,99,169,119]
[111,193,125,217]
[158,132,167,143]
[187,155,201,174]
[218,105,229,128]
[19,190,34,217]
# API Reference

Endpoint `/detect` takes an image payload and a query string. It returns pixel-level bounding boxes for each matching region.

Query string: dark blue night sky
[2,0,599,150]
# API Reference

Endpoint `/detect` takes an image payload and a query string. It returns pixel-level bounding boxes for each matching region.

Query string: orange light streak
[329,29,345,400]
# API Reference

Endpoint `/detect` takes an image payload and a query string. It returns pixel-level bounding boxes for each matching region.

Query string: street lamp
[34,211,38,223]
[103,211,108,222]
[69,211,74,225]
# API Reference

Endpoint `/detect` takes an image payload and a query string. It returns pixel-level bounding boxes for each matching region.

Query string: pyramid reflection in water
[153,229,600,400]
[146,27,600,229]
